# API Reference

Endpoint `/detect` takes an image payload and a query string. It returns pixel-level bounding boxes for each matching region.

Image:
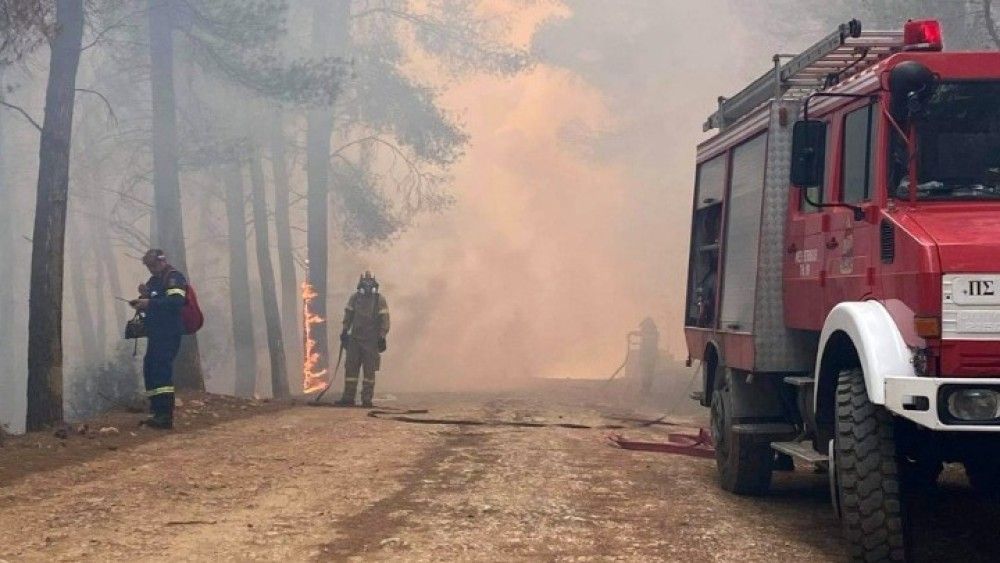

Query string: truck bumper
[884,376,1000,431]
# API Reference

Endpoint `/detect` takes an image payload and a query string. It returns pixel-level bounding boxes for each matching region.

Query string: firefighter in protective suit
[336,272,390,407]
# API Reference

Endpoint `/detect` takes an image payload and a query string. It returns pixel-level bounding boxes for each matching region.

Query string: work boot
[361,399,374,408]
[139,415,173,430]
[334,397,355,407]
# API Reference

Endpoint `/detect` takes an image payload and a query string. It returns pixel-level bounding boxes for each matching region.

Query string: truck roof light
[903,19,943,52]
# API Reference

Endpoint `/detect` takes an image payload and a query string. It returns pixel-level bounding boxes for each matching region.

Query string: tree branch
[75,88,118,125]
[0,100,42,132]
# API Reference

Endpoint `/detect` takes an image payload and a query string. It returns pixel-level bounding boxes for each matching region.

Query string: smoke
[349,0,782,390]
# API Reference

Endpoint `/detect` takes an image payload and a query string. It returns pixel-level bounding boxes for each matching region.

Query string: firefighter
[637,318,660,395]
[336,271,390,408]
[131,249,187,429]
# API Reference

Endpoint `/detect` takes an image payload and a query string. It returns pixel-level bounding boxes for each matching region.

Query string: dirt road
[0,385,997,562]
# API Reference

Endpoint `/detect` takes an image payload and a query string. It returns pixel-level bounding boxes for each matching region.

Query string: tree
[25,0,85,430]
[147,0,205,391]
[268,113,300,379]
[298,0,528,376]
[0,66,10,365]
[247,142,288,398]
[303,0,349,386]
[222,161,258,397]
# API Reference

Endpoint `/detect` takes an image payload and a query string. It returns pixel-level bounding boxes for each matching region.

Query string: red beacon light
[903,19,943,52]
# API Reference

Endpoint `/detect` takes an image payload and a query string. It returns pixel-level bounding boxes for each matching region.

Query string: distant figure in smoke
[336,272,391,407]
[131,249,187,429]
[637,317,660,395]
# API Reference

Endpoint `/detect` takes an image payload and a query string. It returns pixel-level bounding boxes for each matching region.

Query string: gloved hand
[378,337,387,353]
[340,332,350,347]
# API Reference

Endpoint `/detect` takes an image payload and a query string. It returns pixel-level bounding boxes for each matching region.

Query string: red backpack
[180,282,204,335]
[164,269,204,335]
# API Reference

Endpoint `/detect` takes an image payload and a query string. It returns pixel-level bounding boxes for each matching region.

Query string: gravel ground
[0,383,997,562]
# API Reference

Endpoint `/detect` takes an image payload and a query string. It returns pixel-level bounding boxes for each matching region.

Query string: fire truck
[686,19,1000,561]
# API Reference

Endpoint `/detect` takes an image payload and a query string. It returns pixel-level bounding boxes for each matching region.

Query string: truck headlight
[946,388,1000,421]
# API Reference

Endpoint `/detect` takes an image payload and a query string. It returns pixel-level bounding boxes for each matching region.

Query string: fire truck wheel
[710,370,773,496]
[834,368,908,562]
[963,457,1000,498]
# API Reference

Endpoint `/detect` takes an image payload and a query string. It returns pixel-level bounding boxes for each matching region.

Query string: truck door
[784,123,830,331]
[825,103,879,306]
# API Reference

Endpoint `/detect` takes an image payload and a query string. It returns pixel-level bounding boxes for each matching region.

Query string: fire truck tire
[834,368,908,563]
[710,370,773,496]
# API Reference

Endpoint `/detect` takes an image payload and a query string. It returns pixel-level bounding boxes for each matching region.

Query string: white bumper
[884,376,1000,432]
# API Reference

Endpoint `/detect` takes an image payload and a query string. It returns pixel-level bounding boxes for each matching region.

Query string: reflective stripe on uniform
[378,308,388,314]
[344,377,359,383]
[147,386,175,397]
[166,288,186,298]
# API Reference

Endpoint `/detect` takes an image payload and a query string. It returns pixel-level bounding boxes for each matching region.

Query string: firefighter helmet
[357,271,379,294]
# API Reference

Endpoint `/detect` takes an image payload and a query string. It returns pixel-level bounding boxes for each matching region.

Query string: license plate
[951,276,1000,306]
[957,310,1000,333]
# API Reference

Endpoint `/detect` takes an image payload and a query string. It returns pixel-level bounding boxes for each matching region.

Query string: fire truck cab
[686,19,1000,560]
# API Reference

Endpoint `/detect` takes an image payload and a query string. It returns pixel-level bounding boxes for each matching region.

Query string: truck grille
[880,220,895,264]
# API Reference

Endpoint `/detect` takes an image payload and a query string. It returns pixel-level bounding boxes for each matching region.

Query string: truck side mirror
[790,120,827,187]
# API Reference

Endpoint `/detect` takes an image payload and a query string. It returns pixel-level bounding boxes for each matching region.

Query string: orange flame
[302,281,328,394]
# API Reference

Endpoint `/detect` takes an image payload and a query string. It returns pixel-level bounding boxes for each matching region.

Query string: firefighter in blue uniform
[132,249,187,429]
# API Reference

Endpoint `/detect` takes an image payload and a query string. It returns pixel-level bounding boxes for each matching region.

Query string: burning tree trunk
[304,0,350,380]
[248,144,288,398]
[268,114,300,377]
[25,0,85,430]
[148,0,204,390]
[224,164,258,397]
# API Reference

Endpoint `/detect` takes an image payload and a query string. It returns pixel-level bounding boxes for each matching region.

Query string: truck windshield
[890,81,1000,200]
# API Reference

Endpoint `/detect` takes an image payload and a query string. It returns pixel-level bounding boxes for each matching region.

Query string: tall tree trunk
[248,145,289,398]
[0,66,10,362]
[69,227,101,368]
[305,0,350,382]
[224,164,258,397]
[25,0,85,430]
[148,0,204,390]
[268,114,300,380]
[89,226,109,357]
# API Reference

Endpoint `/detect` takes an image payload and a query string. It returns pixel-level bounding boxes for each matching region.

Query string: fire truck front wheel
[710,369,773,496]
[834,368,908,562]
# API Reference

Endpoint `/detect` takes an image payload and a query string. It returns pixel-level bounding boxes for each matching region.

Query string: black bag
[125,312,147,340]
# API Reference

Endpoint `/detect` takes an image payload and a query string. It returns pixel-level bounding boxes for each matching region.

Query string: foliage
[66,343,143,421]
[0,0,50,65]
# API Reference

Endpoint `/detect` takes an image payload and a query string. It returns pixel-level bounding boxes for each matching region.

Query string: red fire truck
[686,19,1000,561]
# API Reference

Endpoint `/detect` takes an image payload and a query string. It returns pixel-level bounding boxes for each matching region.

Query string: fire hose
[311,343,345,404]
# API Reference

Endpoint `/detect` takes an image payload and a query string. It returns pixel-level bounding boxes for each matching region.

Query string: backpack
[180,282,204,335]
[163,268,204,335]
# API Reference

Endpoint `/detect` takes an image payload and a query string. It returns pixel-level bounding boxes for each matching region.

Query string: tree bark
[268,114,300,381]
[248,144,289,398]
[305,0,350,381]
[223,164,258,397]
[25,0,85,430]
[148,0,204,390]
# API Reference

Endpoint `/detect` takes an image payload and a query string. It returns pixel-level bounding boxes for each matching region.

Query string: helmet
[357,271,379,294]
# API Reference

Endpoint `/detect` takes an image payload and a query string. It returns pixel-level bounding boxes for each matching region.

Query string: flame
[302,281,328,394]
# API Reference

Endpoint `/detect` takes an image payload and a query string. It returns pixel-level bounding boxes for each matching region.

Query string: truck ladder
[704,20,904,132]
